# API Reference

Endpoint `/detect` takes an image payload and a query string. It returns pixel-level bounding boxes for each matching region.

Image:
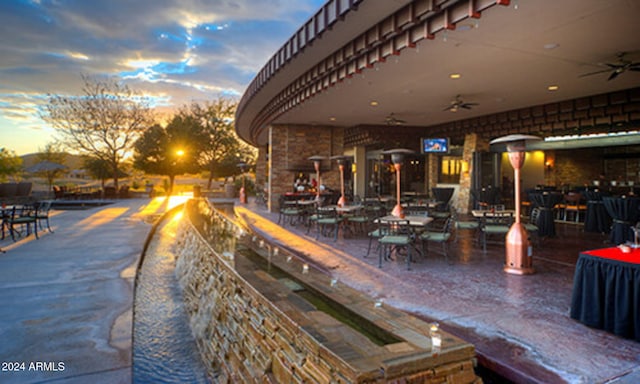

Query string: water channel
[132,211,210,383]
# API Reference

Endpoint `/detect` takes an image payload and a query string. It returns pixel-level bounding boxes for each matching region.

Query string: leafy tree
[34,143,67,192]
[0,147,22,182]
[84,156,128,189]
[132,115,208,195]
[185,99,256,188]
[41,75,153,191]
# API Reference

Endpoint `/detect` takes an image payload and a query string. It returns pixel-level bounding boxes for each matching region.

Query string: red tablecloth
[583,247,640,264]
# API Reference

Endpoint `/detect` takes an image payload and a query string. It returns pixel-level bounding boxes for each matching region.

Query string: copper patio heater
[382,149,415,218]
[490,134,541,275]
[308,155,326,202]
[331,155,352,207]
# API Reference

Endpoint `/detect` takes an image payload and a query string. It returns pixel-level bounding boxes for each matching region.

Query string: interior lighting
[449,73,461,79]
[370,101,379,106]
[547,85,559,91]
[545,130,640,142]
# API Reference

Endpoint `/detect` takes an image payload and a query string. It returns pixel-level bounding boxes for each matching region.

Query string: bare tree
[41,75,153,190]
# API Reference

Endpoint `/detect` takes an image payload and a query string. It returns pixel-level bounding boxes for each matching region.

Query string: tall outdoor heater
[308,155,326,202]
[383,149,415,218]
[331,155,351,207]
[490,134,541,275]
[237,161,248,204]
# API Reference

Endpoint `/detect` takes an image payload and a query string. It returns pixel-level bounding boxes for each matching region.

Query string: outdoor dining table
[470,209,515,218]
[528,191,563,237]
[375,215,433,228]
[570,247,640,341]
[583,189,610,234]
[602,196,639,245]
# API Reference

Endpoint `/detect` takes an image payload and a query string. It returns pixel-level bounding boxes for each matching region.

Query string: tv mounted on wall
[421,138,450,154]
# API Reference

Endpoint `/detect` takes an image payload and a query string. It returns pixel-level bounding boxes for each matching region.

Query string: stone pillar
[457,133,489,214]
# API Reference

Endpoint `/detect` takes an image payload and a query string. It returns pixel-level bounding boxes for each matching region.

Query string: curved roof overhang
[236,0,640,147]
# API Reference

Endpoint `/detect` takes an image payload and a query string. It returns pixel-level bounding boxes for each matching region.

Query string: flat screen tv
[421,138,449,154]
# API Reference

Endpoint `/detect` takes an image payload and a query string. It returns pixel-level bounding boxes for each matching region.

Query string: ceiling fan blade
[579,69,611,77]
[608,71,620,81]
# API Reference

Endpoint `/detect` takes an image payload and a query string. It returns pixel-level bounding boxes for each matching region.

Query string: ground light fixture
[237,161,248,204]
[490,134,542,275]
[330,155,352,207]
[308,155,326,202]
[382,148,415,217]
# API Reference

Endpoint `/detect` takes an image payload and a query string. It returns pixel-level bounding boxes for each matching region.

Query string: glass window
[439,156,463,184]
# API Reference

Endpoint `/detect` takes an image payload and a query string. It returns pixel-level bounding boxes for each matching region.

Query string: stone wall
[268,124,344,210]
[174,201,481,383]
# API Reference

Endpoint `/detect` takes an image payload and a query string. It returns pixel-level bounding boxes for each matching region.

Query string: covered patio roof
[236,0,640,147]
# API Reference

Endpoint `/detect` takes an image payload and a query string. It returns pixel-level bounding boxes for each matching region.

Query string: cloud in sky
[0,0,325,154]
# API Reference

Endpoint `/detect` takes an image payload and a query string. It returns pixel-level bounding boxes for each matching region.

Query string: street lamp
[237,161,248,204]
[331,155,352,207]
[382,148,415,218]
[308,155,326,202]
[490,134,541,275]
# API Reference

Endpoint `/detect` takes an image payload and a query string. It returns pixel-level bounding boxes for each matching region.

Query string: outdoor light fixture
[237,161,248,204]
[331,155,352,207]
[490,134,541,275]
[382,148,415,217]
[308,155,326,202]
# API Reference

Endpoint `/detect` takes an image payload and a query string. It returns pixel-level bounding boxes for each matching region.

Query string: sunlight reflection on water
[133,214,210,384]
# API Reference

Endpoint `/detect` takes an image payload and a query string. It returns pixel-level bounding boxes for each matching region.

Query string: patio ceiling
[236,0,640,147]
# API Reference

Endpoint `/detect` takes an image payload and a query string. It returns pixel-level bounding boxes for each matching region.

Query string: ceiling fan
[385,113,406,125]
[579,52,640,81]
[444,95,478,112]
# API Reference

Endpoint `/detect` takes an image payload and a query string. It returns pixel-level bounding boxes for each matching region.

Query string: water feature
[133,211,210,383]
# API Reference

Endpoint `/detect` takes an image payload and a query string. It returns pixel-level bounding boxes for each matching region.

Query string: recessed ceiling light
[370,101,379,106]
[548,85,559,91]
[329,117,336,121]
[449,73,461,79]
[543,43,559,50]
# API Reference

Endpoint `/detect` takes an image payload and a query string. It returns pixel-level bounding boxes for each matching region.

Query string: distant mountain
[21,152,87,170]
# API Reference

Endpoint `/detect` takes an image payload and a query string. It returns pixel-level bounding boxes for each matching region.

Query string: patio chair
[277,195,303,227]
[315,207,342,241]
[419,217,454,264]
[453,210,479,243]
[523,207,540,246]
[36,200,54,233]
[480,211,513,252]
[6,204,38,241]
[378,219,414,270]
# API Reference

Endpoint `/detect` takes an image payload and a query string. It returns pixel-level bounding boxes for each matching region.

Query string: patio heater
[308,155,326,202]
[490,134,541,275]
[237,161,248,204]
[331,155,352,207]
[382,149,415,218]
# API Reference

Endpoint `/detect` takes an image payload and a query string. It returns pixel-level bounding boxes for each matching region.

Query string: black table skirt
[570,253,640,341]
[584,201,610,233]
[603,197,639,245]
[529,192,563,237]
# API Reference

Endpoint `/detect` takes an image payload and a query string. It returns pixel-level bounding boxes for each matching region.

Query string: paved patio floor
[235,200,640,384]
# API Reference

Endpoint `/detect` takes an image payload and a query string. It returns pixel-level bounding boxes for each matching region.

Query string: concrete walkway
[0,198,169,384]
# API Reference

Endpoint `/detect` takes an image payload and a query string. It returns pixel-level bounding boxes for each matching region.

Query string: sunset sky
[0,0,325,155]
